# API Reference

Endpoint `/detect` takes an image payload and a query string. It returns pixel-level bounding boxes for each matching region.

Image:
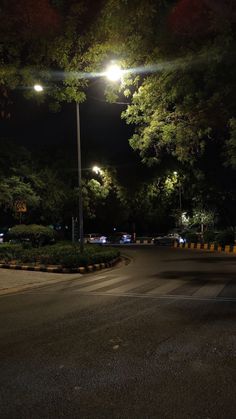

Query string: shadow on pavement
[149,271,236,282]
[163,256,236,264]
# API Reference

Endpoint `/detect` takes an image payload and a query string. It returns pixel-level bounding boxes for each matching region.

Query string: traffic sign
[14,201,27,213]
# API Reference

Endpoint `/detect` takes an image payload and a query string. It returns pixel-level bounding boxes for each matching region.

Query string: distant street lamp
[33,84,43,92]
[33,63,122,252]
[92,165,103,175]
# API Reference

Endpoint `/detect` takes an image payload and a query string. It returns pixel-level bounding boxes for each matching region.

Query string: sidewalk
[0,269,82,296]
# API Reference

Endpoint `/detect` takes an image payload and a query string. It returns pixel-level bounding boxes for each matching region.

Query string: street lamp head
[34,84,43,92]
[92,165,102,175]
[105,64,122,82]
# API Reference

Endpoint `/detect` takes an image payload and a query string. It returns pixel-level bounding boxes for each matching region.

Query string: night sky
[1,84,139,177]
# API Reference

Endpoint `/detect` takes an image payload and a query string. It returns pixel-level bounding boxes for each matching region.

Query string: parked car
[0,232,4,243]
[108,232,132,244]
[84,234,107,244]
[0,227,9,243]
[119,233,132,244]
[153,233,185,246]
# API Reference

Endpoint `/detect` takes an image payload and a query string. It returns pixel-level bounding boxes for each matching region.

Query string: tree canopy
[1,0,236,230]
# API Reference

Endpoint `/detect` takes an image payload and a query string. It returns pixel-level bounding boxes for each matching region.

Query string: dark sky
[1,86,139,176]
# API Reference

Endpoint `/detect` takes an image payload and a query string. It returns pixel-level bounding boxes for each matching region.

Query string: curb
[173,242,236,254]
[0,257,121,274]
[135,239,153,244]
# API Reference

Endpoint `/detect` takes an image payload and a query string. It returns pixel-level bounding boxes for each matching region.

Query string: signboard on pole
[14,201,27,213]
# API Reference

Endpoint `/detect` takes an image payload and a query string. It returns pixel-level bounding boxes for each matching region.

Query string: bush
[0,242,120,267]
[216,230,235,246]
[184,232,198,243]
[203,230,216,243]
[0,243,23,262]
[7,224,56,247]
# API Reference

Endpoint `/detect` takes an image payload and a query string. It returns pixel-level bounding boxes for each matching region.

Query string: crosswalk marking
[78,290,236,302]
[192,282,228,298]
[28,272,236,301]
[128,278,165,294]
[65,274,112,290]
[146,279,186,295]
[98,278,154,294]
[79,276,132,292]
[75,276,234,300]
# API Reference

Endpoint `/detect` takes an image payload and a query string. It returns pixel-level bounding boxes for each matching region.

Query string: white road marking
[99,278,154,293]
[67,274,109,288]
[192,282,228,298]
[74,290,236,302]
[146,279,186,295]
[79,276,131,292]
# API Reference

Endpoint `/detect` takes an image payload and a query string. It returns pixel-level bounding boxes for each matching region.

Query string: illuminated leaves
[0,176,40,210]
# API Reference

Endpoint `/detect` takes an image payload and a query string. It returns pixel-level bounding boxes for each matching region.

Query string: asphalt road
[0,246,236,419]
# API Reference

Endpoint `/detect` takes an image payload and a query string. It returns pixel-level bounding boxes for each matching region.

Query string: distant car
[119,233,132,244]
[108,232,132,244]
[84,234,107,244]
[153,233,185,246]
[0,227,9,243]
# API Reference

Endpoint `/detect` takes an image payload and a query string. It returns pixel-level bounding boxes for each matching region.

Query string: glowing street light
[92,165,103,175]
[33,84,43,92]
[105,63,122,82]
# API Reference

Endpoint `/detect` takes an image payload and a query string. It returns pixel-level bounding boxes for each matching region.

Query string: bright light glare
[34,84,43,92]
[105,64,122,81]
[92,165,102,175]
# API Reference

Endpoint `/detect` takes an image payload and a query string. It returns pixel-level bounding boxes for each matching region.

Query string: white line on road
[192,281,228,298]
[97,278,154,293]
[146,279,186,295]
[73,290,236,303]
[78,275,131,292]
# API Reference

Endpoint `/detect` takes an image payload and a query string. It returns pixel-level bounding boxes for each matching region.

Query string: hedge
[0,242,120,267]
[184,232,198,243]
[6,224,56,247]
[216,230,235,246]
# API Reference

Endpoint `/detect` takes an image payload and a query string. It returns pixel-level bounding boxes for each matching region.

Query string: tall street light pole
[76,102,84,253]
[34,84,84,251]
[174,171,182,227]
[75,63,122,252]
[33,62,122,254]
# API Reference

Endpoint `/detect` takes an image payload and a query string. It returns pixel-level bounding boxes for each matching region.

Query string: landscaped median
[0,242,120,273]
[173,241,236,254]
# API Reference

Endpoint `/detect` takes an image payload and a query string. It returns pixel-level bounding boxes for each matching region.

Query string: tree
[0,0,104,115]
[1,1,236,231]
[0,176,40,220]
[225,118,236,169]
[0,0,61,116]
[83,0,236,228]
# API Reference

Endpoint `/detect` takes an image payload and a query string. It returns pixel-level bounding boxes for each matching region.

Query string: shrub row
[0,243,120,267]
[184,229,235,246]
[7,224,56,247]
